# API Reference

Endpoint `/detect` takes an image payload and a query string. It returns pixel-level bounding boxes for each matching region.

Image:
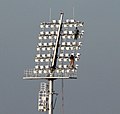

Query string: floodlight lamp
[50,31,55,35]
[79,22,84,27]
[75,47,79,50]
[65,53,69,57]
[49,36,52,39]
[69,31,73,34]
[52,20,57,23]
[67,42,71,45]
[78,42,82,46]
[62,42,66,45]
[37,47,40,51]
[62,35,66,39]
[75,64,79,69]
[54,36,57,39]
[41,47,46,51]
[56,69,60,73]
[40,24,45,28]
[72,42,76,46]
[71,35,75,39]
[70,19,75,23]
[38,36,42,40]
[52,47,55,51]
[40,59,44,62]
[60,53,64,57]
[61,69,64,73]
[45,31,49,35]
[45,25,49,28]
[46,47,51,51]
[81,30,84,33]
[45,58,49,62]
[76,53,81,57]
[63,58,68,62]
[36,54,41,58]
[64,24,68,28]
[58,58,62,61]
[51,25,54,28]
[43,36,48,39]
[35,58,39,62]
[66,19,70,23]
[44,70,47,74]
[63,65,68,68]
[39,70,42,74]
[74,23,78,27]
[35,65,40,69]
[47,54,51,57]
[66,47,70,50]
[42,54,46,58]
[38,43,42,47]
[49,42,54,46]
[63,31,68,34]
[55,24,59,28]
[71,53,74,56]
[45,65,49,69]
[33,69,38,74]
[66,69,70,73]
[75,58,78,61]
[40,31,44,35]
[40,66,44,69]
[70,47,74,50]
[69,24,73,27]
[58,65,62,68]
[67,35,72,39]
[61,47,65,50]
[40,43,48,46]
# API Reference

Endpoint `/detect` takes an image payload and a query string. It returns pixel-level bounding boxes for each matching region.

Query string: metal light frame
[23,12,84,114]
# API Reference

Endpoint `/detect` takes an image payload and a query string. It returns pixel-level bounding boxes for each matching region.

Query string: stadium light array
[23,12,84,114]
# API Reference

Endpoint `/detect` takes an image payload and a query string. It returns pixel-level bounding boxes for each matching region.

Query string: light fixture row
[35,57,80,63]
[35,53,80,59]
[36,46,81,51]
[33,65,78,74]
[39,30,84,36]
[38,42,82,47]
[38,34,83,40]
[40,20,84,28]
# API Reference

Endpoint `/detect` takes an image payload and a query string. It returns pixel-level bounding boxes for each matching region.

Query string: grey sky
[0,0,120,114]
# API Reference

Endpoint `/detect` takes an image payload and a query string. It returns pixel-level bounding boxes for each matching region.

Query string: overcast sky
[0,0,120,114]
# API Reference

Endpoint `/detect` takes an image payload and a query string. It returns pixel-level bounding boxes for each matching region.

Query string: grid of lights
[24,16,84,79]
[38,82,49,112]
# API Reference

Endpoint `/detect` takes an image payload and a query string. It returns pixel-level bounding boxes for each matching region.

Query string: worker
[74,27,79,40]
[70,55,75,68]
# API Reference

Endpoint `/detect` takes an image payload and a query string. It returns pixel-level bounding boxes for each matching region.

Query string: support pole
[48,79,53,114]
[52,12,64,69]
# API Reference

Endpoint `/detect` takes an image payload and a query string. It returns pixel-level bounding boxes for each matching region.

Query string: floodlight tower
[23,12,84,114]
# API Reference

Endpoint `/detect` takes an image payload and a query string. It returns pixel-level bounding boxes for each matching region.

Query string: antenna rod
[73,7,74,19]
[49,8,51,21]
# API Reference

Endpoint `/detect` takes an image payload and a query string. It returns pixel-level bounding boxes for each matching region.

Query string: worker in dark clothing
[70,55,75,68]
[74,27,79,40]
